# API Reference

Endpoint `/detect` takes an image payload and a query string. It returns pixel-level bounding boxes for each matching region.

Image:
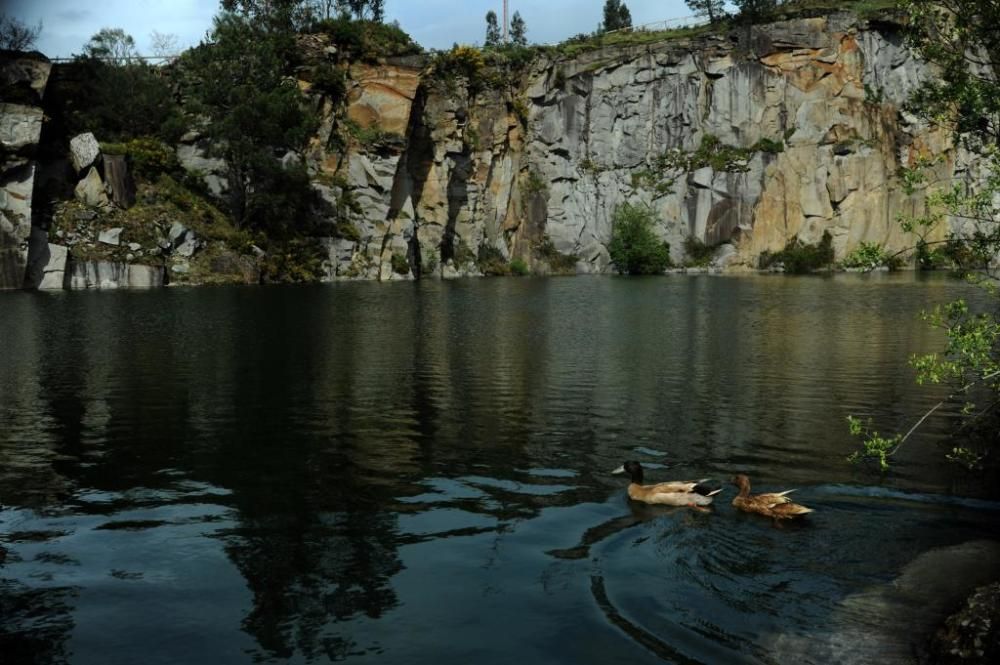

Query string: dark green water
[1,274,999,664]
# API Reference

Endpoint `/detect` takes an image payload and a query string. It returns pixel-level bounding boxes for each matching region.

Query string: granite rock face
[0,51,51,289]
[313,11,969,279]
[67,260,166,289]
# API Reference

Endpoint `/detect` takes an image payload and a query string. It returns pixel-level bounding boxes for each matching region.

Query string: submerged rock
[772,540,1000,664]
[930,582,1000,665]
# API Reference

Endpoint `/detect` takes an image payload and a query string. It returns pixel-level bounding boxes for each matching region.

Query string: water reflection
[0,274,996,664]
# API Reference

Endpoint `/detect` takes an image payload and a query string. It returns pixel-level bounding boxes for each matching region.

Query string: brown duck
[730,474,813,519]
[612,461,722,506]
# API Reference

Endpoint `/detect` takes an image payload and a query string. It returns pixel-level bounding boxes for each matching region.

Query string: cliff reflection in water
[0,274,991,663]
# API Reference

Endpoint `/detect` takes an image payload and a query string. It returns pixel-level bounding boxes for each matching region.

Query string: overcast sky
[7,0,702,59]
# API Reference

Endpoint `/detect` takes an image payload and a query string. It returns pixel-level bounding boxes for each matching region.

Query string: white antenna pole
[503,0,509,43]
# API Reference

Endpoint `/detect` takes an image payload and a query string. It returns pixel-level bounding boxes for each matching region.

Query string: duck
[611,461,722,506]
[730,474,813,520]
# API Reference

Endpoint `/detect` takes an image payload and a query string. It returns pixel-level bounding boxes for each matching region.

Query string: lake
[2,274,999,664]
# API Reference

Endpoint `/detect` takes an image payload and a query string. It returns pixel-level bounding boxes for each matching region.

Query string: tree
[734,0,778,21]
[0,14,42,51]
[485,10,501,48]
[510,11,527,46]
[149,30,178,58]
[849,0,1000,471]
[183,11,317,232]
[607,203,672,275]
[336,0,384,22]
[601,0,633,32]
[82,28,137,65]
[685,0,726,24]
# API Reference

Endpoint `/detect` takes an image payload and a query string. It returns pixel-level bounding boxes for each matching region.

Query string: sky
[6,0,700,59]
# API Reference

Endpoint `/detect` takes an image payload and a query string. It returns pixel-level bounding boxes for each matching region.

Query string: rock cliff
[320,10,962,279]
[0,50,51,289]
[0,8,978,288]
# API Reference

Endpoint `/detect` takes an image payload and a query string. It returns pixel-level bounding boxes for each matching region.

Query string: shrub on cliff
[607,203,672,275]
[100,137,180,179]
[313,17,421,61]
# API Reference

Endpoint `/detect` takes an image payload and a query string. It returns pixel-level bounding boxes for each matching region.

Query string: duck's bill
[610,465,625,475]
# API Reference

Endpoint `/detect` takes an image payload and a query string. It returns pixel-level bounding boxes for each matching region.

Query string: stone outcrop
[67,260,165,289]
[1,51,52,289]
[313,10,969,279]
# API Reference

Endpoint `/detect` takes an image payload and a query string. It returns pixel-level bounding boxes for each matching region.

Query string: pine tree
[684,0,726,24]
[734,0,778,21]
[510,10,527,46]
[485,10,501,48]
[601,0,633,32]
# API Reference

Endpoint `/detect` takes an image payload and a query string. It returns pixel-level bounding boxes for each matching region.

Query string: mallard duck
[730,474,813,519]
[611,461,722,506]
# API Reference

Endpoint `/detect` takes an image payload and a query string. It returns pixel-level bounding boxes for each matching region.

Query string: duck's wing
[648,480,709,494]
[770,501,814,517]
[757,490,797,507]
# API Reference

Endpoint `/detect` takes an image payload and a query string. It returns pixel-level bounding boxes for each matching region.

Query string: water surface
[1,274,998,664]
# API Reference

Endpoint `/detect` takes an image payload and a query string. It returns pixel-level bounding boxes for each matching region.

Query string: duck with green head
[611,461,722,506]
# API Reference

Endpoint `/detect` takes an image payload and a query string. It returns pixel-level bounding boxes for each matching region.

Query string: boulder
[0,104,44,153]
[98,227,123,246]
[69,132,101,172]
[176,236,200,258]
[168,221,189,244]
[74,167,109,208]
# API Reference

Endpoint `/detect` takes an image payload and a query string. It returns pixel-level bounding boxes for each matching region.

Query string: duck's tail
[693,482,723,497]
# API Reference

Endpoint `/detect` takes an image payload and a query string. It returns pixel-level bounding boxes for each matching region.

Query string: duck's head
[611,460,643,483]
[730,474,750,491]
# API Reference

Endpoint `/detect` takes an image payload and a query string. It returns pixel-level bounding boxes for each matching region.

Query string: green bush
[310,65,347,99]
[391,252,411,275]
[524,169,548,194]
[100,137,180,179]
[683,236,718,267]
[261,238,327,283]
[759,231,834,273]
[841,241,903,270]
[313,17,422,61]
[476,243,509,276]
[56,59,186,142]
[751,137,785,154]
[510,257,530,276]
[343,118,403,147]
[430,45,494,92]
[607,203,672,275]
